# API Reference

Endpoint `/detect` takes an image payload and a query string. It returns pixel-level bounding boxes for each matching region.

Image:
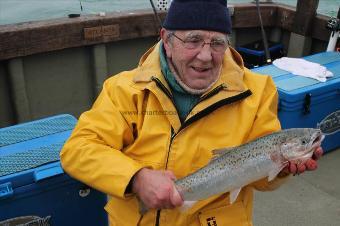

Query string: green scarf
[159,43,200,122]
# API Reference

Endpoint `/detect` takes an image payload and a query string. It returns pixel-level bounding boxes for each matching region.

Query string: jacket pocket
[105,196,140,226]
[197,202,251,226]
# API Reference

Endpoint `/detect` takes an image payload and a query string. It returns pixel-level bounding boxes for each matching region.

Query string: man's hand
[282,147,323,175]
[132,168,183,210]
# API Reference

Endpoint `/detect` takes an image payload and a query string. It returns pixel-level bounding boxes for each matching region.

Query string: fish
[317,110,340,135]
[175,128,324,208]
[176,109,340,206]
[139,110,340,214]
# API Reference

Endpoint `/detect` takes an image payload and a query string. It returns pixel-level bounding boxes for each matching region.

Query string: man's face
[162,29,228,90]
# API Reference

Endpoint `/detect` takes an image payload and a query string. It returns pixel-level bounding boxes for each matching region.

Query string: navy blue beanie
[163,0,232,34]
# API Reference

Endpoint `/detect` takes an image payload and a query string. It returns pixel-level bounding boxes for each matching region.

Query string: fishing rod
[255,0,272,64]
[326,7,340,51]
[149,0,163,31]
[79,0,84,12]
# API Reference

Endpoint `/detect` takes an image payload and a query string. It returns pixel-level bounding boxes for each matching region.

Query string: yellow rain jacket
[60,42,285,226]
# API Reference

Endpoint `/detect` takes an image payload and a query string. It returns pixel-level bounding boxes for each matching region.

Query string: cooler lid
[0,114,76,147]
[252,52,340,103]
[0,114,76,190]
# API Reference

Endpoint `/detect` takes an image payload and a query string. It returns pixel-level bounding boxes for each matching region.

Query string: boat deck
[254,148,340,226]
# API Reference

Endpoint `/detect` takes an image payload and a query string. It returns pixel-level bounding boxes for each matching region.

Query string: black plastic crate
[236,40,284,68]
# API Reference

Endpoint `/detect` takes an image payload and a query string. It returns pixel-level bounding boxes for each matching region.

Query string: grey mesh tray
[0,114,77,176]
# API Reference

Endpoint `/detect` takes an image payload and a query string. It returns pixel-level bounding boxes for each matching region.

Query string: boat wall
[0,62,15,128]
[279,30,328,56]
[0,37,158,128]
[106,38,158,75]
[24,47,94,119]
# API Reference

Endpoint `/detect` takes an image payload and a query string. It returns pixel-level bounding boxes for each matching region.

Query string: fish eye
[301,140,307,144]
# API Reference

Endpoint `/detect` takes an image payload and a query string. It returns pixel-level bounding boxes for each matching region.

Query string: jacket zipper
[198,84,226,103]
[155,127,175,226]
[151,77,174,102]
[152,78,252,226]
[180,89,252,132]
[151,77,178,226]
[165,127,176,168]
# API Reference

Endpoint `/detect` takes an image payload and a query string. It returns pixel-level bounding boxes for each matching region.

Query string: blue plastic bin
[252,51,340,152]
[0,114,108,226]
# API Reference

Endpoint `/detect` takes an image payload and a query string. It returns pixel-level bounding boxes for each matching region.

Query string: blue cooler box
[252,51,340,152]
[0,114,108,226]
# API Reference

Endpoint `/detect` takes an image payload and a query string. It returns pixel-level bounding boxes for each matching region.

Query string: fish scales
[175,128,323,201]
[176,141,274,200]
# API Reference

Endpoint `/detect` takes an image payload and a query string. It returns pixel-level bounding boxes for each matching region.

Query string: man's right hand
[132,168,183,210]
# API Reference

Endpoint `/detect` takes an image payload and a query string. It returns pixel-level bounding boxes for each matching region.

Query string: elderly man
[60,0,323,225]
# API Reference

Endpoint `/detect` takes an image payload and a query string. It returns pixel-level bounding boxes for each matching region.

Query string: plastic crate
[237,40,284,68]
[0,114,108,226]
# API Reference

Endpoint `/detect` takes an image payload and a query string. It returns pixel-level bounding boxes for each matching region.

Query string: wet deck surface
[254,148,340,226]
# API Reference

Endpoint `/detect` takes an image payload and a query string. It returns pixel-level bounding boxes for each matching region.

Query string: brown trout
[175,128,324,206]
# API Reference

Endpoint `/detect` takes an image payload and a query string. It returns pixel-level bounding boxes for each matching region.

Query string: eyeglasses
[171,33,229,53]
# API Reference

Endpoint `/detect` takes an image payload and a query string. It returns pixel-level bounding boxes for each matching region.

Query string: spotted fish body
[175,128,324,202]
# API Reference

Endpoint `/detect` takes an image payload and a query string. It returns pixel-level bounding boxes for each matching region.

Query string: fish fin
[179,201,197,212]
[229,188,242,204]
[211,147,234,161]
[268,165,286,181]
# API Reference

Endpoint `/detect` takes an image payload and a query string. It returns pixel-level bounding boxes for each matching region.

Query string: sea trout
[175,128,324,207]
[139,110,340,213]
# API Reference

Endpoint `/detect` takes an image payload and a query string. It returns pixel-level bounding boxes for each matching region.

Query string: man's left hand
[282,146,323,175]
